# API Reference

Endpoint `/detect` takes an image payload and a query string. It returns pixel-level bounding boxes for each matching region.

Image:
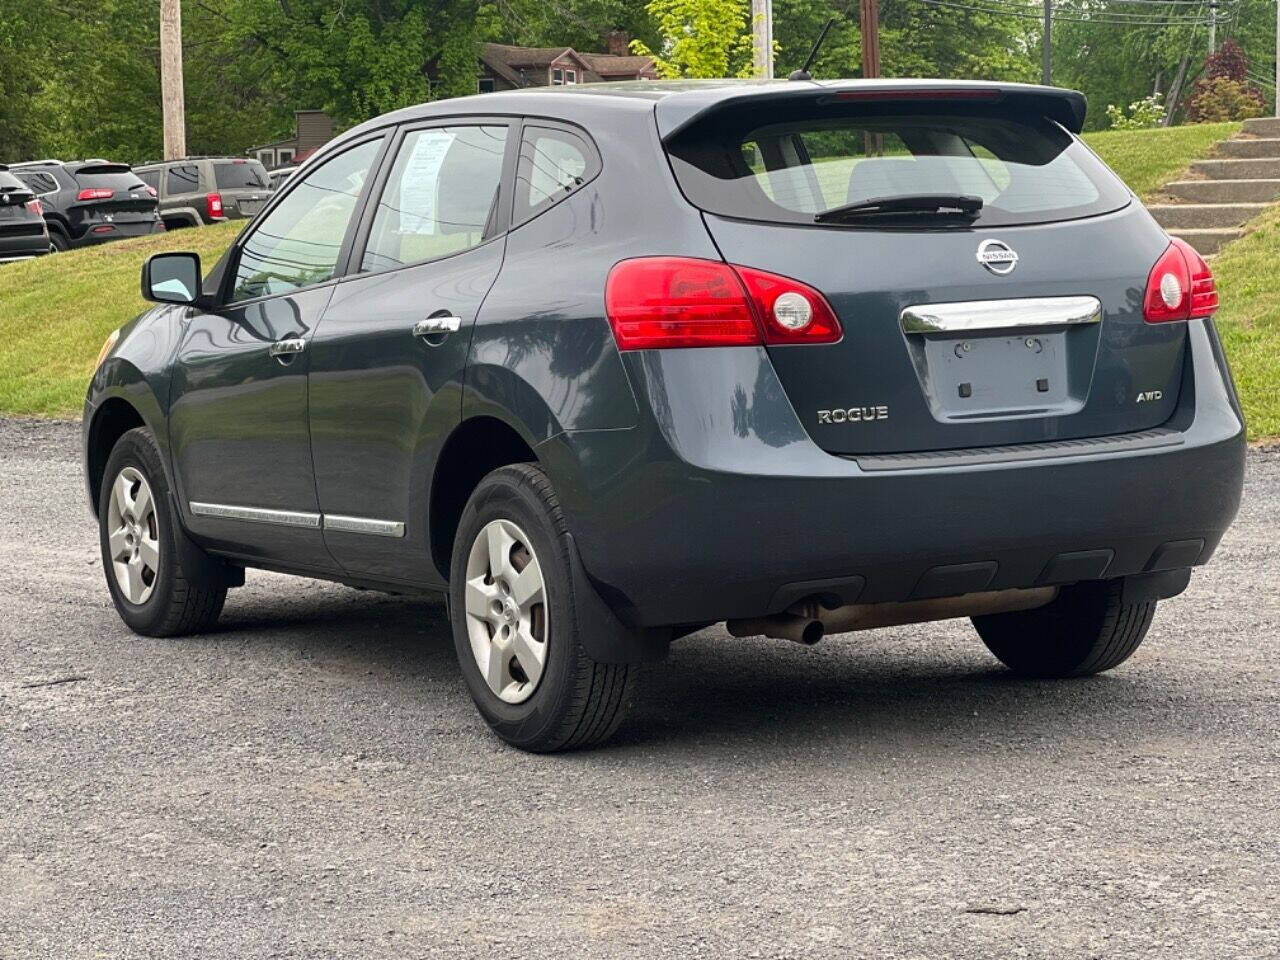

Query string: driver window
[230,137,383,302]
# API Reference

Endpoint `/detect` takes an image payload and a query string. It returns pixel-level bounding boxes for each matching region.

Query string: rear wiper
[815,194,983,224]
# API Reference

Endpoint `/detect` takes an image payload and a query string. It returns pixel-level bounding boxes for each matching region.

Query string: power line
[934,0,1237,19]
[909,0,1222,25]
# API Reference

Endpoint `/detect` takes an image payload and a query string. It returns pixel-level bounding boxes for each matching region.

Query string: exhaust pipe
[727,587,1058,645]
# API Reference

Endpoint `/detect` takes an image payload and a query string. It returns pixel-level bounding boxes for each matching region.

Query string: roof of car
[334,78,1088,150]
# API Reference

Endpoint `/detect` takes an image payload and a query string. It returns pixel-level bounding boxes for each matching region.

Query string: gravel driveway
[1,418,1277,959]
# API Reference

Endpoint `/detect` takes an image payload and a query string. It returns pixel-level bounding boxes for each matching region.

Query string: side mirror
[141,252,202,305]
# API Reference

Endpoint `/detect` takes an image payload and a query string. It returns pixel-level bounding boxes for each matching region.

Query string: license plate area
[909,330,1087,422]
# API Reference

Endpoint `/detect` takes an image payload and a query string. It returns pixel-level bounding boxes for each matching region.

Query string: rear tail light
[146,186,157,197]
[207,192,224,218]
[24,199,43,216]
[92,224,115,234]
[1144,237,1218,323]
[76,187,114,201]
[605,257,842,350]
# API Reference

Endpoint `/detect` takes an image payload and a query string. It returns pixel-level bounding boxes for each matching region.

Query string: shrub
[1188,76,1266,123]
[1106,94,1167,130]
[1186,40,1267,122]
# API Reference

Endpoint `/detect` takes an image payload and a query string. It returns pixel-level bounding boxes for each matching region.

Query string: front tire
[449,464,637,752]
[972,579,1156,678]
[98,427,229,636]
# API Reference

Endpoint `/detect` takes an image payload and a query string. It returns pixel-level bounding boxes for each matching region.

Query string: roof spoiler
[655,81,1089,141]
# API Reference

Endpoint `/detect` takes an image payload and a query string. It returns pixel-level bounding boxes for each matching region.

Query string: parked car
[267,165,298,191]
[0,165,51,262]
[83,80,1246,751]
[134,157,271,230]
[10,160,162,251]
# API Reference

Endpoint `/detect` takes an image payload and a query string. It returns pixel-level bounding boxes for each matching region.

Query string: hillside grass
[1207,204,1280,440]
[1082,122,1241,200]
[0,222,243,417]
[0,123,1274,440]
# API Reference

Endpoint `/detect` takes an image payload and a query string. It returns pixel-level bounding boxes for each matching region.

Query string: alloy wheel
[463,518,549,704]
[106,466,161,605]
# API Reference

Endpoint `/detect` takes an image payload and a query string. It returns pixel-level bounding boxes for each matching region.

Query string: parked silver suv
[134,157,270,230]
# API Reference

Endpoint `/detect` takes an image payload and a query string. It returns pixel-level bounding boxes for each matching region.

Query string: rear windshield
[0,170,32,196]
[214,160,268,190]
[75,166,146,192]
[665,105,1131,228]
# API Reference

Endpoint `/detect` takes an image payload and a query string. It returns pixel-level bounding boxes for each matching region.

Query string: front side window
[166,164,199,196]
[514,125,597,222]
[230,137,382,302]
[361,125,508,272]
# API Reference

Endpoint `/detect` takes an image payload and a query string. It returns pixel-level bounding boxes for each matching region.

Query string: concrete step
[1163,178,1280,203]
[1242,116,1280,137]
[1147,203,1271,230]
[1167,227,1243,256]
[1190,157,1280,180]
[1216,137,1280,159]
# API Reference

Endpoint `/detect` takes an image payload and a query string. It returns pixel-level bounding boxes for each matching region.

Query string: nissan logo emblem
[977,238,1019,276]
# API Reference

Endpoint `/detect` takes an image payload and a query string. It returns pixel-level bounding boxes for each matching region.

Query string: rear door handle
[268,337,306,358]
[413,316,462,337]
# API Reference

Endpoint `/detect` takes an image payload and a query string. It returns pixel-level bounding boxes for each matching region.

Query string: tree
[631,0,755,78]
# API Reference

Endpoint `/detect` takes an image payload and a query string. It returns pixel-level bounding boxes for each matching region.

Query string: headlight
[96,329,120,370]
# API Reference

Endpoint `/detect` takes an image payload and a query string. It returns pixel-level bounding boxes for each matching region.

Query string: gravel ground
[1,418,1277,959]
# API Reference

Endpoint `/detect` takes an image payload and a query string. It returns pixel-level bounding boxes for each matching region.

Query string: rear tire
[98,427,229,637]
[449,464,637,752]
[972,579,1155,678]
[48,231,67,253]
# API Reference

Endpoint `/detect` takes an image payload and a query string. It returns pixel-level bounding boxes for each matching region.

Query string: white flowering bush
[1106,94,1167,130]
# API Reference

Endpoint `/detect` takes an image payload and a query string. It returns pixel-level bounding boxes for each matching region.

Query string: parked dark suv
[134,157,271,230]
[0,165,51,262]
[11,160,162,250]
[83,80,1246,751]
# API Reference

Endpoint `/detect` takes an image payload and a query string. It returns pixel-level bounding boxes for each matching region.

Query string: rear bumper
[543,319,1246,627]
[0,231,49,261]
[70,219,164,247]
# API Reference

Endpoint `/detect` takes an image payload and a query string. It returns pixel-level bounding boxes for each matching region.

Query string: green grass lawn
[1082,122,1241,200]
[0,222,242,417]
[1207,204,1280,440]
[0,122,1274,440]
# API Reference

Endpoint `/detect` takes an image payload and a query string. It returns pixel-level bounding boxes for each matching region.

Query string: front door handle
[268,337,306,359]
[413,316,462,337]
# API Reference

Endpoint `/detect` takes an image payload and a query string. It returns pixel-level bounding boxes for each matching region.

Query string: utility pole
[752,0,774,79]
[160,0,186,160]
[860,0,881,78]
[1207,0,1219,55]
[1042,0,1052,85]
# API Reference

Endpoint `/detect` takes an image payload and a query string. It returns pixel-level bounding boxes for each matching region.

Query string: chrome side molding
[900,296,1103,335]
[190,502,322,528]
[190,502,404,538]
[324,514,405,538]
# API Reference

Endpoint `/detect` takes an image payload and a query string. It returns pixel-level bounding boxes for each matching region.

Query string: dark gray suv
[83,80,1246,751]
[134,157,271,229]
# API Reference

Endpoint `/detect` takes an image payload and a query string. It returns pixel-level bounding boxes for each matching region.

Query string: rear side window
[514,125,598,223]
[214,160,268,190]
[16,171,58,195]
[136,169,161,192]
[166,164,200,195]
[361,125,508,272]
[667,106,1130,228]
